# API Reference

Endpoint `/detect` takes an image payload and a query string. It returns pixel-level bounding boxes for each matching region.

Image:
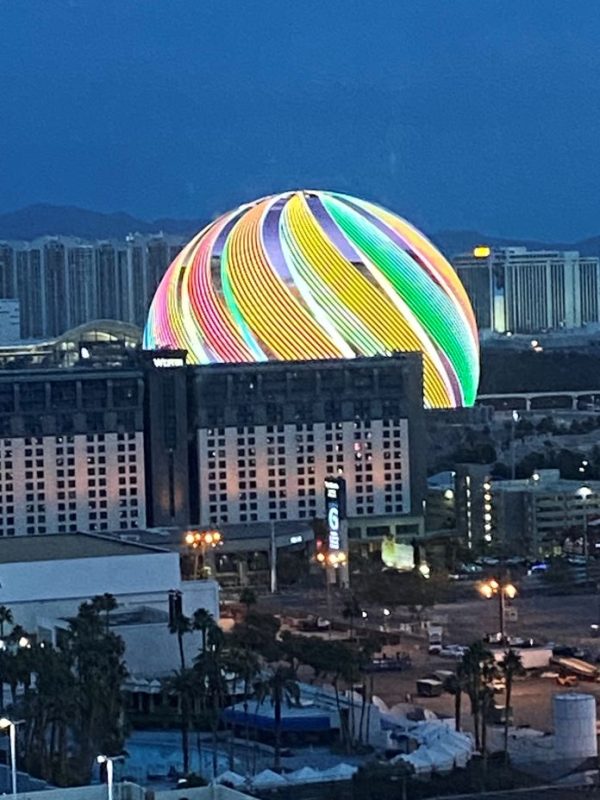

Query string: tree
[90,593,118,635]
[239,588,257,612]
[499,649,523,762]
[443,664,468,733]
[341,593,362,640]
[66,600,128,782]
[164,668,196,776]
[254,665,300,771]
[170,611,192,670]
[459,641,496,751]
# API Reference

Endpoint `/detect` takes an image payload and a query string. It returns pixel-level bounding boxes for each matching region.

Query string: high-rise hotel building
[0,340,427,550]
[0,367,146,537]
[452,247,600,334]
[0,234,185,340]
[190,354,427,545]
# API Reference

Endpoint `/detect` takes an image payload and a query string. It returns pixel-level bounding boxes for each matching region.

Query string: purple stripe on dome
[306,195,362,262]
[212,205,250,257]
[261,199,293,283]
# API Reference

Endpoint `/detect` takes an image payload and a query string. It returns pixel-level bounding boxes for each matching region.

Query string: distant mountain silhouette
[430,229,600,258]
[2,204,600,258]
[0,204,205,240]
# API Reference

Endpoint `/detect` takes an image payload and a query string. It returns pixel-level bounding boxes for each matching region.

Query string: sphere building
[144,190,479,408]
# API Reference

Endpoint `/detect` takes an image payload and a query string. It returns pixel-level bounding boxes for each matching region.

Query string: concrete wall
[11,782,252,800]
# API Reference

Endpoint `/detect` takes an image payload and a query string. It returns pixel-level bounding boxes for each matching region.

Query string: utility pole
[270,520,277,594]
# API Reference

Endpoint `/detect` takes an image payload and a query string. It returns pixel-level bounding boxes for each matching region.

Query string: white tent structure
[286,767,322,784]
[252,770,289,789]
[215,771,246,787]
[427,744,455,774]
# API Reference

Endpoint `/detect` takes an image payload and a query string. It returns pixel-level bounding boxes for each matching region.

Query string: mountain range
[2,203,600,258]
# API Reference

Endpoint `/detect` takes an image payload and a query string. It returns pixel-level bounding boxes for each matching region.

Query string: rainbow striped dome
[144,190,479,408]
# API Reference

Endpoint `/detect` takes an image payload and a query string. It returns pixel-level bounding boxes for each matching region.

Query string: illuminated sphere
[144,190,479,408]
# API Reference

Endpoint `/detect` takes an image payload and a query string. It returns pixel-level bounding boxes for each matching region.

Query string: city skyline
[2,1,600,241]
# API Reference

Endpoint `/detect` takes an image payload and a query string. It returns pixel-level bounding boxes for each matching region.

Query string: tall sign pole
[324,475,349,588]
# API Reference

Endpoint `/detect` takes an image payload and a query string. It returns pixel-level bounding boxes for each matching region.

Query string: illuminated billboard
[144,190,480,408]
[324,476,346,552]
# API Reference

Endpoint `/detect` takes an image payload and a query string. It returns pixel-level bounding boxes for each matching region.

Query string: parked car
[439,644,467,659]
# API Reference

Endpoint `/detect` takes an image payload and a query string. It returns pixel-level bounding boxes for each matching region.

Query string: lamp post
[478,578,517,642]
[510,410,519,480]
[576,486,593,579]
[184,529,222,579]
[97,755,124,800]
[315,549,347,637]
[0,718,23,800]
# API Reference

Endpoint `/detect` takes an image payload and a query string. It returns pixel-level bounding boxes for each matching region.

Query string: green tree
[254,665,300,772]
[90,593,118,635]
[459,641,496,751]
[499,649,523,762]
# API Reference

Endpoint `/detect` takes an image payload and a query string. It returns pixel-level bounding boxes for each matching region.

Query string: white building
[0,532,219,677]
[192,356,427,549]
[453,247,600,334]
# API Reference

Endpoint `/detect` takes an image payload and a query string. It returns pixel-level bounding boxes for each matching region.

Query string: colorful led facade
[144,190,479,408]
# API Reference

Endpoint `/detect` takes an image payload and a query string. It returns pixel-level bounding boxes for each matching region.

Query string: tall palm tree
[459,641,495,751]
[443,664,468,733]
[254,665,300,771]
[170,612,192,670]
[341,594,362,641]
[499,649,523,762]
[192,608,216,652]
[164,668,196,776]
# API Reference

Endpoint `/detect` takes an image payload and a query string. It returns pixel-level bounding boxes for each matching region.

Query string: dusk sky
[1,0,599,240]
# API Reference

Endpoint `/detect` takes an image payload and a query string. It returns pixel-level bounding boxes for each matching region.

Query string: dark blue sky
[1,0,599,240]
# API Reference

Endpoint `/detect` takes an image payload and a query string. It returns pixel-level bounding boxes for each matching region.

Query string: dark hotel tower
[142,350,190,527]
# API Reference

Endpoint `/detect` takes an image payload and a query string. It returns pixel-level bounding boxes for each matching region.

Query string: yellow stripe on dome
[226,199,341,361]
[286,193,451,408]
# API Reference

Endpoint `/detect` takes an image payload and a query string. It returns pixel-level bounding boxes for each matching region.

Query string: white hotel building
[192,355,426,547]
[452,247,600,334]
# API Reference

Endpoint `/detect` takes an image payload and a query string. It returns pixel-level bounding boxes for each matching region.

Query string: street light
[97,755,124,800]
[477,578,517,642]
[577,487,593,573]
[0,718,23,800]
[314,549,348,637]
[184,529,222,579]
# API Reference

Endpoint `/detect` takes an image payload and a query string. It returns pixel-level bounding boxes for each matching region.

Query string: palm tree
[341,593,362,641]
[459,641,495,751]
[0,605,13,638]
[192,608,216,653]
[170,612,192,670]
[499,649,523,762]
[90,593,118,635]
[443,664,468,733]
[254,665,300,771]
[164,668,196,776]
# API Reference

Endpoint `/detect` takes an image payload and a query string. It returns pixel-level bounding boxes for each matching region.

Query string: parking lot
[269,586,600,734]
